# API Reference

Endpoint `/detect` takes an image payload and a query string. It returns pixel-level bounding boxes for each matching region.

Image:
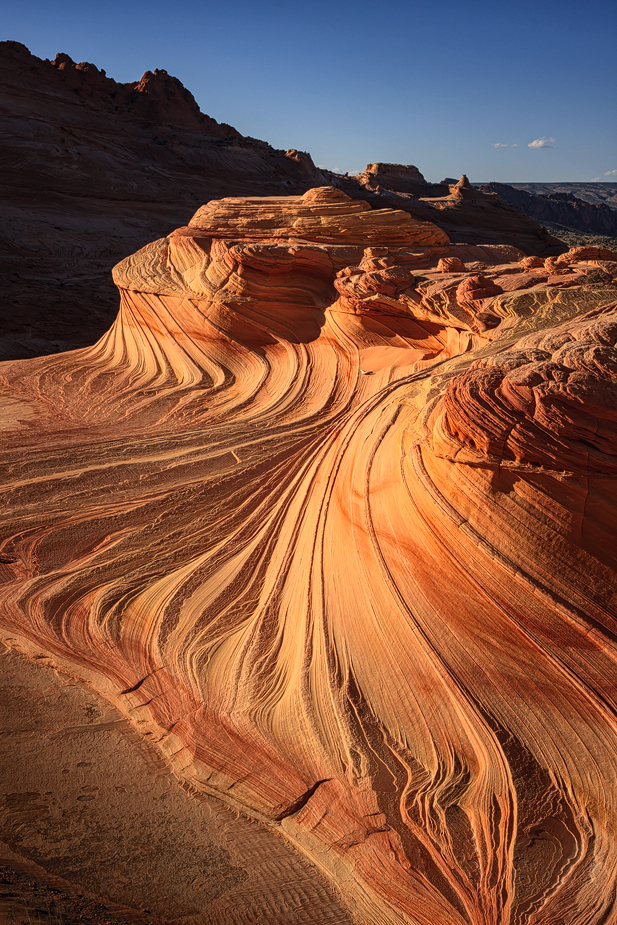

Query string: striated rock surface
[1,42,564,362]
[0,645,353,924]
[1,189,617,924]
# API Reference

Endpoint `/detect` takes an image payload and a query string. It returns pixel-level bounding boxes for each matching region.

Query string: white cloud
[591,177,603,181]
[492,143,518,148]
[604,169,617,176]
[528,137,555,149]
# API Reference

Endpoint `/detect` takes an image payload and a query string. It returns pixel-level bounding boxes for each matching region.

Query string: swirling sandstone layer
[1,188,616,925]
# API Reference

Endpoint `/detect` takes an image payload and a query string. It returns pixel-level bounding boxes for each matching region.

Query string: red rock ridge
[3,41,239,136]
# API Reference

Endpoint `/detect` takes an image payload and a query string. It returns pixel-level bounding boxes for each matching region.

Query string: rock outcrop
[1,42,564,362]
[332,170,565,258]
[1,188,616,925]
[353,162,436,194]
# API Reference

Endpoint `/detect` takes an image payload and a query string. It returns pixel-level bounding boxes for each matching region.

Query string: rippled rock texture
[1,188,617,925]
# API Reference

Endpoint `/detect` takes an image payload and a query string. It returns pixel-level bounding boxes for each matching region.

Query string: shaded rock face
[1,189,617,925]
[1,42,565,362]
[47,49,240,136]
[0,41,325,361]
[479,182,617,237]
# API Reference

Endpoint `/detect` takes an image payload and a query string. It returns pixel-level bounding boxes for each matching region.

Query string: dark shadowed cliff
[1,41,563,360]
[479,182,617,237]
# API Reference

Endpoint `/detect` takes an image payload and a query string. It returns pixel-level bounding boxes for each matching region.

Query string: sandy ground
[0,645,353,925]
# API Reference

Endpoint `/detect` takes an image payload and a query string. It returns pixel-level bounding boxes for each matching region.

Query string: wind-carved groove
[270,779,332,822]
[120,666,165,695]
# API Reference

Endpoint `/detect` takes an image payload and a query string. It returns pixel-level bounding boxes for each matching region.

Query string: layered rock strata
[331,170,565,257]
[1,42,563,362]
[1,188,616,925]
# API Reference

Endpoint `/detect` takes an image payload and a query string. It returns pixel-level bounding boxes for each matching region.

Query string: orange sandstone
[0,188,616,925]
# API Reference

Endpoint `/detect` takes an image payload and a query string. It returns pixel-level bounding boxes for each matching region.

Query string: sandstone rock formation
[0,40,325,361]
[1,188,616,925]
[353,162,435,194]
[1,41,564,362]
[331,169,565,259]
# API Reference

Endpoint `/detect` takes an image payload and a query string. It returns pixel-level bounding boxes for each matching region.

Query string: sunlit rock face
[1,188,617,925]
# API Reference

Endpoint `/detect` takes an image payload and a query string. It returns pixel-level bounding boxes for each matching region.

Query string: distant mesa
[478,181,617,238]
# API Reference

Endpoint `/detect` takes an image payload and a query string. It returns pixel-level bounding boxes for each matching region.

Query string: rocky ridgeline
[479,182,617,237]
[19,43,241,136]
[1,41,563,361]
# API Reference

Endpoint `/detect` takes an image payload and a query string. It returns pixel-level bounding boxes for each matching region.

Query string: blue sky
[4,0,616,182]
